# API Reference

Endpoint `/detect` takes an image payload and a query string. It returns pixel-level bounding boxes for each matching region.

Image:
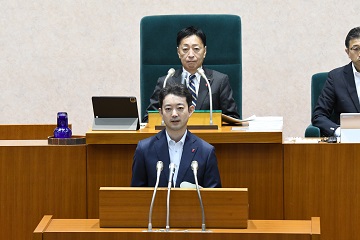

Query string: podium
[34,186,320,239]
[99,187,248,229]
[34,216,320,240]
[148,110,221,130]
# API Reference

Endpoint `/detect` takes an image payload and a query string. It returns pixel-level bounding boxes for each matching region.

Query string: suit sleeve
[142,77,165,122]
[202,145,222,188]
[131,141,148,187]
[219,75,240,119]
[312,72,339,136]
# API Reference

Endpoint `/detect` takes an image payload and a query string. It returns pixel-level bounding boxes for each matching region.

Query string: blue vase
[54,112,72,138]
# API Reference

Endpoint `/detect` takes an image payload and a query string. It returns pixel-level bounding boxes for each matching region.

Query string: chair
[304,72,328,137]
[140,14,242,121]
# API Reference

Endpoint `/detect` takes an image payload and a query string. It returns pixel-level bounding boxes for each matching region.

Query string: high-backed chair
[140,14,242,121]
[304,72,329,137]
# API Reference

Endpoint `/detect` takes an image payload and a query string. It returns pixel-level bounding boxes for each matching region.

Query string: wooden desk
[34,215,320,240]
[0,124,71,140]
[86,127,284,220]
[284,142,360,240]
[0,140,87,240]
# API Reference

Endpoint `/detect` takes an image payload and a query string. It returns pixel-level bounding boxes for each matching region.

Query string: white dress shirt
[165,130,187,186]
[182,67,201,95]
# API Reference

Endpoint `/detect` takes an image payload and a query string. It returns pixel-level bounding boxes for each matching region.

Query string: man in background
[131,84,221,188]
[142,26,239,122]
[312,26,360,137]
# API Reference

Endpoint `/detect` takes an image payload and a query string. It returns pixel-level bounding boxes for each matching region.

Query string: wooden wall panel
[284,144,360,240]
[0,141,86,240]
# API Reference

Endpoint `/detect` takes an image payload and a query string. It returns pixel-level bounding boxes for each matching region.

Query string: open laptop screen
[340,113,360,143]
[92,96,140,130]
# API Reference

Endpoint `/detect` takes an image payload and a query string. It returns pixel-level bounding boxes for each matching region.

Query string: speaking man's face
[159,94,194,133]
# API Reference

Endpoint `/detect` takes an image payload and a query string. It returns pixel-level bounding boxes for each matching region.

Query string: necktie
[188,74,197,107]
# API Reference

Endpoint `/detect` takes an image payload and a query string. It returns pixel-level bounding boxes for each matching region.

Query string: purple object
[54,112,72,138]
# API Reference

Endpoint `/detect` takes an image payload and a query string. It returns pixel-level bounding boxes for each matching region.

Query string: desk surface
[34,215,320,240]
[86,126,282,144]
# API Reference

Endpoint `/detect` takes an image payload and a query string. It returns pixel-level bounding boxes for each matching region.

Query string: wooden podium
[34,187,320,239]
[34,215,320,240]
[99,187,248,229]
[148,110,221,130]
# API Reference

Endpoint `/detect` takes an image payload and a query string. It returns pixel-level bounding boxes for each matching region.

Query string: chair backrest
[311,72,329,112]
[140,14,242,119]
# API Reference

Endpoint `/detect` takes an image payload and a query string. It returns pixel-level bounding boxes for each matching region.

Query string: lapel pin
[192,148,195,153]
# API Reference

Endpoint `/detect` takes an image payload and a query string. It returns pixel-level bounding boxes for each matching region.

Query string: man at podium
[142,26,239,122]
[131,84,222,188]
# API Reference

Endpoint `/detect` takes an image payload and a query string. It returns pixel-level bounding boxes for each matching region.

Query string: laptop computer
[92,96,140,130]
[340,113,360,143]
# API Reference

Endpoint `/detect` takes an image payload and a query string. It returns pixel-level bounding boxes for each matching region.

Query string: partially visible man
[142,26,239,122]
[312,26,360,137]
[131,84,222,188]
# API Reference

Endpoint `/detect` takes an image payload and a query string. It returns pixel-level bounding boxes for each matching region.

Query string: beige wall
[1,0,359,138]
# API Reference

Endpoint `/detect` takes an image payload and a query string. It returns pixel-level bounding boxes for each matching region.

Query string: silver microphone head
[196,68,204,74]
[169,162,176,172]
[168,68,175,76]
[156,161,163,171]
[191,160,198,171]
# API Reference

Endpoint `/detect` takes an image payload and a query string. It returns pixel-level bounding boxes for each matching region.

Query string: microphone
[148,161,163,231]
[161,68,175,126]
[197,68,213,125]
[163,68,176,88]
[191,160,206,231]
[166,162,176,231]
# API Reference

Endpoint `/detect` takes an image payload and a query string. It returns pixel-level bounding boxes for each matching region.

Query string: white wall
[1,0,359,138]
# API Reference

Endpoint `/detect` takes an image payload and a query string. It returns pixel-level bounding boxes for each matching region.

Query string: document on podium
[222,114,256,125]
[248,116,283,131]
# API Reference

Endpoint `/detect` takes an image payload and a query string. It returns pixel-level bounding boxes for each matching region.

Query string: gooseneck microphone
[161,68,176,126]
[166,163,176,231]
[191,160,206,231]
[163,68,176,88]
[148,161,163,231]
[196,68,213,125]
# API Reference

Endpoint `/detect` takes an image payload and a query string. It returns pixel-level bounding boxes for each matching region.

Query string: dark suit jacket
[130,129,222,188]
[312,62,360,136]
[142,67,240,122]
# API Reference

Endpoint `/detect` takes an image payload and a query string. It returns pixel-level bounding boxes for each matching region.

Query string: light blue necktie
[188,74,197,107]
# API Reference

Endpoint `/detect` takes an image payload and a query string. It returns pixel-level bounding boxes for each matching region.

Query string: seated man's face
[346,38,360,71]
[159,94,194,132]
[177,35,207,74]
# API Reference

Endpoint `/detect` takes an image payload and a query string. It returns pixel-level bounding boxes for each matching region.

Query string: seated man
[131,84,222,188]
[142,26,240,122]
[312,26,360,137]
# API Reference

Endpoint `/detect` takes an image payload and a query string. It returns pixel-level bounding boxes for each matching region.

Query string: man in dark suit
[142,26,239,123]
[312,26,360,137]
[131,84,222,188]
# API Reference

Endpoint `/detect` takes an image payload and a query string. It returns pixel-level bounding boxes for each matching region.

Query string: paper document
[248,116,283,131]
[222,114,256,124]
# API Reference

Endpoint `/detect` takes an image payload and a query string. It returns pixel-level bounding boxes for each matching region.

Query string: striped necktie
[188,74,197,107]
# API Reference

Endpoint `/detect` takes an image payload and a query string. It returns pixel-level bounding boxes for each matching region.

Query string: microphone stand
[148,161,163,231]
[191,160,206,231]
[166,163,176,232]
[197,68,213,125]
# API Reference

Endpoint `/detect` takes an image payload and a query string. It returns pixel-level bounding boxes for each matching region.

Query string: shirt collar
[182,67,203,80]
[351,63,360,77]
[165,129,187,145]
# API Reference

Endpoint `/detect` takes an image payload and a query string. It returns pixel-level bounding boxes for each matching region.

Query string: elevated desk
[86,126,283,220]
[34,215,320,240]
[284,140,360,240]
[0,140,87,240]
